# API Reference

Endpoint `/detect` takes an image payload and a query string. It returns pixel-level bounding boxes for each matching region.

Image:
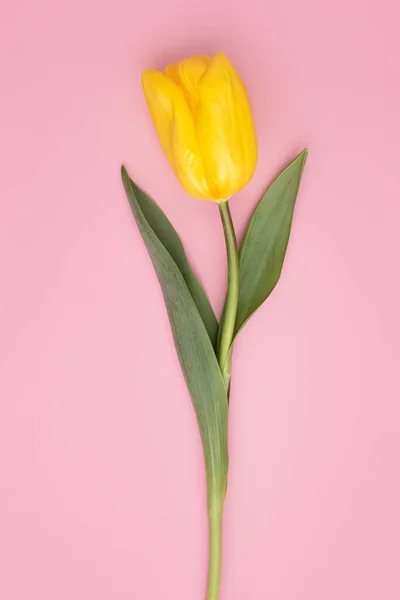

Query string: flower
[142,52,257,201]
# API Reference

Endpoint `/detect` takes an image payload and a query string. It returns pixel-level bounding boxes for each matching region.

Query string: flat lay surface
[1,0,399,598]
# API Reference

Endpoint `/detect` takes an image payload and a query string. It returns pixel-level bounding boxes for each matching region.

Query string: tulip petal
[142,69,212,199]
[196,52,258,199]
[165,56,211,114]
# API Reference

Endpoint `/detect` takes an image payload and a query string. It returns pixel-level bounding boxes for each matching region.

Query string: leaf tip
[298,148,308,175]
[300,147,308,161]
[121,165,132,193]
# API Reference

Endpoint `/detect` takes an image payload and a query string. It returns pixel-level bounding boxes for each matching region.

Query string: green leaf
[235,149,308,335]
[125,176,219,349]
[121,166,228,506]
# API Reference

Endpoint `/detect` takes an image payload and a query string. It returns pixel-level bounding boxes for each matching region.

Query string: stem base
[207,510,223,600]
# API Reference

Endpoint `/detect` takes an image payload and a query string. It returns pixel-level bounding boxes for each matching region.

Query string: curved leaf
[121,166,228,506]
[235,149,308,334]
[126,176,219,349]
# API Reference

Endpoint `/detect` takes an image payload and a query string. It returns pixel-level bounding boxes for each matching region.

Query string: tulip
[142,52,257,201]
[122,51,307,600]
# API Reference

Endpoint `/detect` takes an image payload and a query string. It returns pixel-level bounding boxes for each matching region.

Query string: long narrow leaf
[127,177,219,349]
[122,166,228,504]
[235,149,308,335]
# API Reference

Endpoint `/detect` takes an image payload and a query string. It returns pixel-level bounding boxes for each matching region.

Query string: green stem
[205,201,238,599]
[217,201,240,390]
[207,507,223,600]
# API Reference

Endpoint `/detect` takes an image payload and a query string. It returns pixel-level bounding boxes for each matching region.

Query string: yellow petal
[165,56,211,114]
[142,69,213,199]
[195,52,258,199]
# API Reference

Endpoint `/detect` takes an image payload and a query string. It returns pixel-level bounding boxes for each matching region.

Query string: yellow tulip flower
[142,52,257,201]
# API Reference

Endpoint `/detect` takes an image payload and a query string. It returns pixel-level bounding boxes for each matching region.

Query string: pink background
[1,0,400,598]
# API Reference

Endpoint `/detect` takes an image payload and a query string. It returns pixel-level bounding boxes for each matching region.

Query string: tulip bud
[142,52,257,201]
